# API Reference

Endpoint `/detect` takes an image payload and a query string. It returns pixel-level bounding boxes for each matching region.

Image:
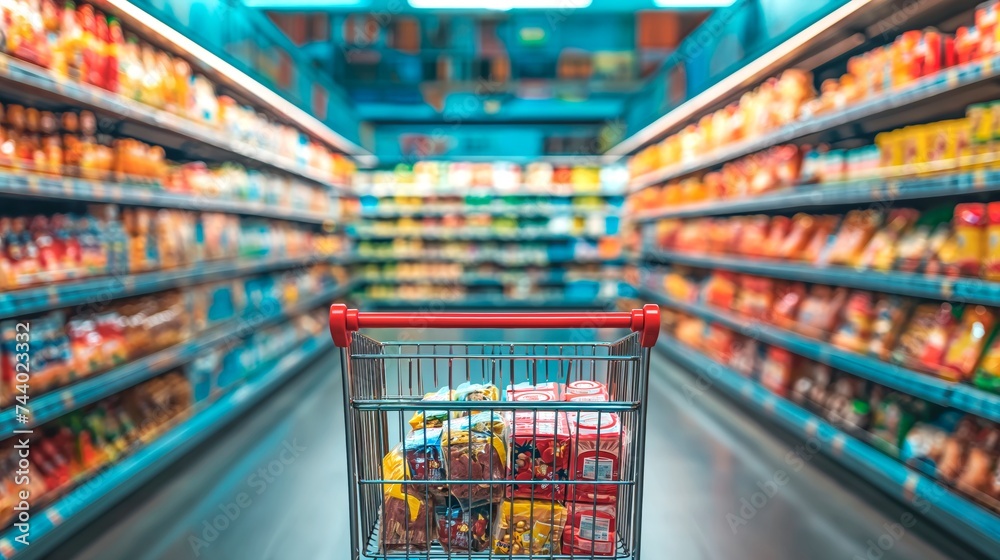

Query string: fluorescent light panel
[409,0,591,9]
[102,0,371,159]
[653,0,737,6]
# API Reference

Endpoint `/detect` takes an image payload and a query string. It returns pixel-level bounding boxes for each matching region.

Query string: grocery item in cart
[492,499,568,554]
[440,415,507,506]
[402,428,450,500]
[381,444,434,552]
[506,381,563,400]
[435,503,494,552]
[562,502,618,556]
[454,382,500,404]
[564,380,609,400]
[567,411,624,504]
[508,410,572,501]
[407,386,456,430]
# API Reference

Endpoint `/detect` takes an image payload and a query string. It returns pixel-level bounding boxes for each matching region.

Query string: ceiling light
[653,0,738,7]
[409,0,591,10]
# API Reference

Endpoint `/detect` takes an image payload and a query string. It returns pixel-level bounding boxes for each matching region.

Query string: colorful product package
[795,285,849,340]
[567,411,625,505]
[402,427,450,501]
[562,502,618,556]
[508,410,572,502]
[973,328,1000,393]
[830,291,876,353]
[867,295,915,361]
[564,380,609,400]
[436,503,494,552]
[381,444,434,552]
[506,382,563,401]
[440,415,507,506]
[492,499,567,555]
[900,412,964,479]
[408,386,456,430]
[892,303,958,373]
[760,347,796,397]
[940,305,996,382]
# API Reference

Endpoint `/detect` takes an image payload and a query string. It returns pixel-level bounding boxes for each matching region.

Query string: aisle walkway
[46,328,975,560]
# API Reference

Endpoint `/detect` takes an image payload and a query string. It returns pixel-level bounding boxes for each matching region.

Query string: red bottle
[92,11,110,89]
[105,17,124,93]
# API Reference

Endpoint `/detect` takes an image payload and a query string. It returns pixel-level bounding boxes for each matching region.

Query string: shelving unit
[638,285,1000,422]
[628,54,1000,192]
[0,255,335,320]
[631,170,1000,222]
[0,170,339,225]
[0,330,332,560]
[0,53,352,192]
[654,336,1000,559]
[642,250,1000,306]
[0,282,353,433]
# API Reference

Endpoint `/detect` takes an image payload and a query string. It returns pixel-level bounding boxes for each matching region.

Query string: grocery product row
[629,19,1000,190]
[629,96,1000,218]
[658,301,1000,515]
[379,380,624,555]
[350,215,621,240]
[0,1,356,186]
[635,267,1000,416]
[0,312,334,559]
[354,239,623,264]
[0,97,345,212]
[360,281,622,306]
[0,204,346,292]
[649,205,998,280]
[0,264,349,432]
[355,262,622,285]
[355,162,627,196]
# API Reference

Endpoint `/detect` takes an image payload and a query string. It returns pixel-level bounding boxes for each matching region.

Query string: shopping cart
[330,305,660,559]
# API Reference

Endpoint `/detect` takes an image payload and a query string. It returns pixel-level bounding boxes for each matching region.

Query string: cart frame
[331,304,659,559]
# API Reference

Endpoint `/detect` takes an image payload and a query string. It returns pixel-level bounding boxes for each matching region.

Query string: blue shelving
[638,286,1000,423]
[632,170,1000,221]
[0,170,337,224]
[642,249,1000,305]
[0,282,353,434]
[0,255,335,321]
[0,331,330,560]
[366,296,616,309]
[629,54,1000,192]
[0,54,349,192]
[654,336,1000,559]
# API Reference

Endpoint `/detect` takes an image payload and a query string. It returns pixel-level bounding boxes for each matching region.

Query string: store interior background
[0,0,999,559]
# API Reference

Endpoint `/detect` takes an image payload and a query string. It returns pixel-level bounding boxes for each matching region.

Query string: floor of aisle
[43,327,982,560]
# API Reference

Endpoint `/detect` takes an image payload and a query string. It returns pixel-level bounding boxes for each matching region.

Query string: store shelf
[0,254,336,321]
[350,228,610,241]
[0,54,351,192]
[0,281,354,434]
[360,186,624,198]
[0,330,330,560]
[357,272,603,286]
[365,295,616,309]
[628,55,1000,192]
[642,249,1000,306]
[631,170,1000,221]
[654,336,1000,560]
[637,285,1000,422]
[353,254,624,265]
[360,205,621,218]
[0,169,338,224]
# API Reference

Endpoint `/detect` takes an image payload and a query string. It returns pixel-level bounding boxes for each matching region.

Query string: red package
[562,503,618,556]
[508,410,571,502]
[760,347,796,397]
[564,380,608,400]
[567,411,623,505]
[506,382,562,401]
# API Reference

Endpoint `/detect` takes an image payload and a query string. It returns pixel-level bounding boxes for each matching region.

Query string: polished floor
[44,328,981,559]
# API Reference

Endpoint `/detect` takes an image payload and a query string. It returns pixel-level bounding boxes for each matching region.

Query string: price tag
[46,509,63,526]
[61,391,75,408]
[27,175,39,192]
[47,285,59,306]
[984,57,993,76]
[0,539,15,558]
[831,434,846,456]
[902,472,920,503]
[940,280,955,300]
[947,68,960,88]
[582,458,614,481]
[62,178,73,195]
[804,418,819,437]
[974,169,987,190]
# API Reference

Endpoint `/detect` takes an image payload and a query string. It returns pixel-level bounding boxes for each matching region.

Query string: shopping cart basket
[330,304,660,559]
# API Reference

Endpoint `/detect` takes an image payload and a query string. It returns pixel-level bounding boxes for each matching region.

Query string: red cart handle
[329,304,660,348]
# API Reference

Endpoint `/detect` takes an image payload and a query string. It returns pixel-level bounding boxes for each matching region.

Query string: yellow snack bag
[492,499,567,555]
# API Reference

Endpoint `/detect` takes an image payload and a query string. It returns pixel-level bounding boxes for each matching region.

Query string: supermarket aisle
[44,328,976,560]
